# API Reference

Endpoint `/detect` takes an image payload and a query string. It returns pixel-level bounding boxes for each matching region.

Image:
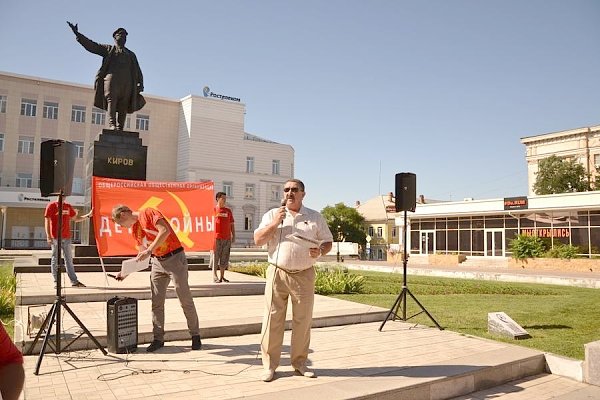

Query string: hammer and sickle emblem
[139,192,194,248]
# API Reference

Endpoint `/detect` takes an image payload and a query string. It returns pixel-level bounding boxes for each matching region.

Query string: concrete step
[33,255,207,266]
[22,321,553,400]
[237,347,546,400]
[15,270,387,354]
[451,372,600,400]
[17,293,388,355]
[13,262,211,274]
[17,280,265,305]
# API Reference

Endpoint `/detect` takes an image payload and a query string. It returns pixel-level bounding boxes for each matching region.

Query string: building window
[246,157,254,173]
[91,107,106,125]
[594,154,600,168]
[377,227,383,238]
[271,185,281,201]
[272,159,280,175]
[244,213,254,231]
[368,226,374,237]
[20,99,37,117]
[18,136,34,154]
[73,141,84,158]
[16,173,33,188]
[392,226,397,238]
[223,182,233,197]
[72,178,84,195]
[245,183,255,199]
[43,101,59,120]
[0,95,6,113]
[71,105,86,123]
[0,133,4,152]
[136,114,150,131]
[125,116,131,129]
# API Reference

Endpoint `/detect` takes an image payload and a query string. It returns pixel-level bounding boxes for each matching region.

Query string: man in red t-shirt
[0,321,24,400]
[112,205,201,352]
[210,192,235,283]
[44,197,93,287]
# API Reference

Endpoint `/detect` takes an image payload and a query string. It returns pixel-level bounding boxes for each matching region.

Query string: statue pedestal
[82,129,147,246]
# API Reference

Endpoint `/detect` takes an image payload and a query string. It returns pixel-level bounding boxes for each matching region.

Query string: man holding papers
[111,205,202,352]
[254,179,333,382]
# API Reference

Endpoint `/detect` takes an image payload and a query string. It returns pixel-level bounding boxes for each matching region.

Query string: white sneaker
[261,369,275,382]
[294,365,316,378]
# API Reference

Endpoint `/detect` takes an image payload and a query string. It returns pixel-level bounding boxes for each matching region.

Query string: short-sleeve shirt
[44,201,76,239]
[256,205,333,271]
[214,206,234,240]
[131,208,181,257]
[0,321,23,367]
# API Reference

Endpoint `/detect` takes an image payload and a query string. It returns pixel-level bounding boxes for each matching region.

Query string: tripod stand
[379,209,443,331]
[26,190,107,375]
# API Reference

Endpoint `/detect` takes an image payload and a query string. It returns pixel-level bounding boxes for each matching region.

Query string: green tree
[533,155,590,195]
[321,203,366,245]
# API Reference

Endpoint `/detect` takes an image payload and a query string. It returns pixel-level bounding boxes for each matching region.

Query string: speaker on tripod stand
[39,140,76,197]
[27,139,107,375]
[379,172,443,331]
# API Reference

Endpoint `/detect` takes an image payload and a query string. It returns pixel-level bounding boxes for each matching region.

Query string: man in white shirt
[254,179,333,382]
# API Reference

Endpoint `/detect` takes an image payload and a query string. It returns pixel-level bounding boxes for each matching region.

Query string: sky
[2,0,600,211]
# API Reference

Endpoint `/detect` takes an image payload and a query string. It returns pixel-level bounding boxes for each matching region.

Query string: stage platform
[13,267,600,399]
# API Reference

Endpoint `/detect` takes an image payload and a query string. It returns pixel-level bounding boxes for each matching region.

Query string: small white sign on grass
[488,312,531,340]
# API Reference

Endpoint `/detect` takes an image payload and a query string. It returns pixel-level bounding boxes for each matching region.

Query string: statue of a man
[67,22,145,131]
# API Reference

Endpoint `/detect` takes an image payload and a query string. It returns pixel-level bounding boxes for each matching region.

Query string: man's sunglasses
[283,187,301,193]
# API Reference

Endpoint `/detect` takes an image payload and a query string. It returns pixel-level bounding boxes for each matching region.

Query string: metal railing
[0,238,82,250]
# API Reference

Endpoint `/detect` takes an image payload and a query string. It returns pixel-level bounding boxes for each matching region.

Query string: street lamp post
[0,207,5,250]
[336,225,341,262]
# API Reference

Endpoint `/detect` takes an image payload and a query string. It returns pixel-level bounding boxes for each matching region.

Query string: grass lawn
[331,270,600,360]
[0,262,16,338]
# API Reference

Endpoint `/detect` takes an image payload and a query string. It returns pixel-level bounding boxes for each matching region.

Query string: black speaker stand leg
[379,208,443,332]
[379,285,443,331]
[26,190,107,376]
[27,297,107,375]
[405,287,443,330]
[62,301,107,354]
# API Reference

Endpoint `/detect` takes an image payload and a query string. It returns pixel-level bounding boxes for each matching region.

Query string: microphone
[280,198,287,225]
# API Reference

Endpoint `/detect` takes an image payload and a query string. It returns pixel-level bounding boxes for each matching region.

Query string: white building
[357,125,600,260]
[0,71,294,248]
[521,125,600,195]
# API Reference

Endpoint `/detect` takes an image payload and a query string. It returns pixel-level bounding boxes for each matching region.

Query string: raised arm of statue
[66,21,109,58]
[67,21,78,34]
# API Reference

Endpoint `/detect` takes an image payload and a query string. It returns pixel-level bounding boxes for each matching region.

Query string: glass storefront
[410,210,600,258]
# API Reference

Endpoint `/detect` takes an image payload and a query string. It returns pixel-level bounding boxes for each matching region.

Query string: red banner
[92,177,214,256]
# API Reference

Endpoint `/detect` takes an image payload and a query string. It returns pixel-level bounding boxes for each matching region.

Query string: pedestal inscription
[82,129,147,245]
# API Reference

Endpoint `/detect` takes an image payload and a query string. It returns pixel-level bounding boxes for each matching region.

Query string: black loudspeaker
[107,297,138,354]
[395,172,416,212]
[40,140,76,197]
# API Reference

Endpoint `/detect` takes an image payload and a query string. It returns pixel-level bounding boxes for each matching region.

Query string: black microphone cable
[257,198,288,365]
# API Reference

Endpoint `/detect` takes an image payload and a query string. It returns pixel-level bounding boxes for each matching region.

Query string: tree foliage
[321,203,366,245]
[533,155,590,195]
